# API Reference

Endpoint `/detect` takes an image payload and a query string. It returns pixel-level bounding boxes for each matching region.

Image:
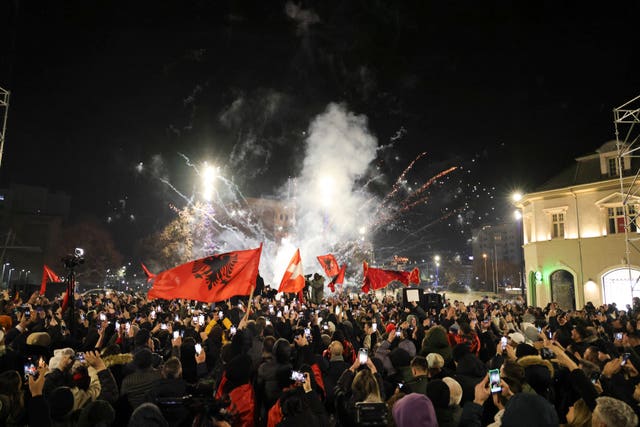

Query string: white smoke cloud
[271,103,379,283]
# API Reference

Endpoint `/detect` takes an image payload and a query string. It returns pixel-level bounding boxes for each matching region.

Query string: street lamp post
[1,262,9,289]
[482,253,488,288]
[7,268,15,295]
[434,255,441,287]
[512,191,526,304]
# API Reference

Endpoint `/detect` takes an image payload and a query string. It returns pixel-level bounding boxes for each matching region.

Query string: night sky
[1,1,639,260]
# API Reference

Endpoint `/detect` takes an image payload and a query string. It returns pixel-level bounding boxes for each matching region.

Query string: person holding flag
[278,249,306,302]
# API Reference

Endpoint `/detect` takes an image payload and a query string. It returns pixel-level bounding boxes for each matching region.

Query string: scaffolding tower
[0,86,9,169]
[614,94,640,302]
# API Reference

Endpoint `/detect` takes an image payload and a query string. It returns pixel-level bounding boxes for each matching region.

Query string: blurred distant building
[0,183,70,291]
[245,196,295,243]
[515,140,640,310]
[471,223,523,290]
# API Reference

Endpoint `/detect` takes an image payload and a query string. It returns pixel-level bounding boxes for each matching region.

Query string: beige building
[515,141,640,311]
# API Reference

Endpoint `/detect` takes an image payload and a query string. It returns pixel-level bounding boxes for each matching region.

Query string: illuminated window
[551,213,565,238]
[608,206,637,234]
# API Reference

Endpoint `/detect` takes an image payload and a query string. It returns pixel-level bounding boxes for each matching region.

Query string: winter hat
[128,402,169,427]
[26,332,51,347]
[392,393,438,427]
[0,315,12,330]
[77,399,115,427]
[426,353,444,369]
[508,332,526,345]
[501,392,559,427]
[48,386,75,421]
[515,343,539,359]
[426,379,450,409]
[524,326,542,343]
[390,348,412,369]
[442,377,463,406]
[386,323,397,334]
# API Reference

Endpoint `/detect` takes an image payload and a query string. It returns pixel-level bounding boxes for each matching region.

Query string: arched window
[550,270,575,311]
[602,268,640,308]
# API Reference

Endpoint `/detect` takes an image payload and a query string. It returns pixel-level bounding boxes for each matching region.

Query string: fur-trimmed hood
[517,355,554,377]
[517,355,554,397]
[102,353,133,368]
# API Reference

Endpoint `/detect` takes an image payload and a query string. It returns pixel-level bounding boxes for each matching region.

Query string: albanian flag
[40,265,62,295]
[361,261,420,293]
[317,254,339,277]
[328,263,346,293]
[278,249,305,294]
[147,245,262,303]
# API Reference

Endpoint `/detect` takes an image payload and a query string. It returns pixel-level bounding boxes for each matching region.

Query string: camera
[355,402,388,426]
[541,348,555,360]
[62,247,85,269]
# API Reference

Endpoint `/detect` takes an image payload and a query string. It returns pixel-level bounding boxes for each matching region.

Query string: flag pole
[244,286,255,320]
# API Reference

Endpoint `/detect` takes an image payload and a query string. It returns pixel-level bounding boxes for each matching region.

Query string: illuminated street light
[434,255,441,287]
[512,192,523,202]
[514,209,522,220]
[482,253,488,285]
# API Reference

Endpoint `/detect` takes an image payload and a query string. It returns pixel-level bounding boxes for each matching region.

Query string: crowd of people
[1,280,640,427]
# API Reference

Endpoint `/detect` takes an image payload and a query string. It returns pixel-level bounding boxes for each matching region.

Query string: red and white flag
[278,249,306,294]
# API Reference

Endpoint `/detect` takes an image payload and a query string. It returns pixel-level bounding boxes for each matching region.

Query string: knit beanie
[501,392,559,427]
[128,403,169,427]
[426,379,450,409]
[77,400,115,427]
[26,332,51,347]
[392,393,438,427]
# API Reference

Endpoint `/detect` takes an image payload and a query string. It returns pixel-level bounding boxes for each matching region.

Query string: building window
[608,158,619,177]
[552,213,565,238]
[608,206,638,234]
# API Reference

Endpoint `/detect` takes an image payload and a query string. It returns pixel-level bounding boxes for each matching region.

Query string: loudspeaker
[424,292,443,311]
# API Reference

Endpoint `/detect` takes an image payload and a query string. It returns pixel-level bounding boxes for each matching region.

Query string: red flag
[141,263,156,283]
[328,263,346,293]
[361,261,420,293]
[317,254,339,277]
[40,265,62,295]
[61,286,70,314]
[279,249,305,294]
[148,245,262,303]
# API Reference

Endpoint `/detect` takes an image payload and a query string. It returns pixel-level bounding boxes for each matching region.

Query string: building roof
[535,141,640,192]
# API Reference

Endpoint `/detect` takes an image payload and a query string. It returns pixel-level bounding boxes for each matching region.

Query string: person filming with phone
[334,347,386,426]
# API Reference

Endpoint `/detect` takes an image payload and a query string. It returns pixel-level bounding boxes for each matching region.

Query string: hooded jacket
[452,354,486,405]
[517,355,554,398]
[420,326,453,364]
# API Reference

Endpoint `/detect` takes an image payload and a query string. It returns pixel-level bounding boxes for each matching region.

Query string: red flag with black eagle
[328,263,346,293]
[40,265,62,295]
[147,244,262,303]
[361,261,420,293]
[317,254,339,277]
